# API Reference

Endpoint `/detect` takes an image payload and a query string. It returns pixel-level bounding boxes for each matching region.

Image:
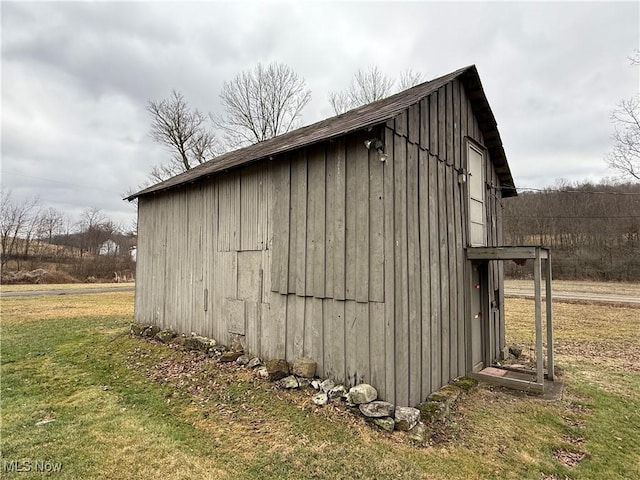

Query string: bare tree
[214,62,312,148]
[77,208,118,256]
[606,52,640,181]
[147,90,220,181]
[398,69,425,90]
[0,191,40,269]
[606,96,640,181]
[329,66,395,115]
[329,66,426,115]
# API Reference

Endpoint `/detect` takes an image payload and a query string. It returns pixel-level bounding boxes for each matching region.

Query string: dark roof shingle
[127,65,515,200]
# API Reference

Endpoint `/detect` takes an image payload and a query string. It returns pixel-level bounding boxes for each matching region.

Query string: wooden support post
[545,253,554,381]
[534,248,544,386]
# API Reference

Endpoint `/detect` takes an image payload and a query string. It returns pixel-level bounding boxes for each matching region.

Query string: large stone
[509,344,523,359]
[311,380,322,390]
[129,323,146,336]
[219,351,243,363]
[277,375,302,389]
[372,417,395,432]
[236,354,251,366]
[319,379,335,393]
[328,385,347,400]
[359,401,395,418]
[346,384,377,405]
[183,335,214,352]
[155,329,177,343]
[266,359,290,381]
[292,357,317,378]
[406,421,428,443]
[208,344,228,357]
[141,324,160,338]
[312,392,329,406]
[247,357,262,369]
[255,366,269,380]
[394,406,421,431]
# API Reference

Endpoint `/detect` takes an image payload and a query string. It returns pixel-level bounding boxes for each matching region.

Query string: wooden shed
[128,65,537,406]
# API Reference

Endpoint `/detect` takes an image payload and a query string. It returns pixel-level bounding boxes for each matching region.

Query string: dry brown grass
[505,279,640,297]
[505,297,640,374]
[0,291,134,326]
[0,282,134,293]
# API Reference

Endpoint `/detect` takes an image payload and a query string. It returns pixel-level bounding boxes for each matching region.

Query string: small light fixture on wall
[364,138,388,162]
[457,167,467,184]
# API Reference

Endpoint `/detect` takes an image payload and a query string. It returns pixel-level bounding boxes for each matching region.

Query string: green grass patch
[1,293,639,479]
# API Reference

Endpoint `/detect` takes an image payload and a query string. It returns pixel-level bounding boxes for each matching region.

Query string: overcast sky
[2,1,638,229]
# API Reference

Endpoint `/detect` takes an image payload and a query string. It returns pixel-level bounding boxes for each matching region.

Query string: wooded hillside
[503,180,640,281]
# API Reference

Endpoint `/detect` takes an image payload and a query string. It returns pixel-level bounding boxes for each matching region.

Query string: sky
[2,1,638,229]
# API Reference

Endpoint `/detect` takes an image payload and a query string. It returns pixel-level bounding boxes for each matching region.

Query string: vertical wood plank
[355,139,370,302]
[369,302,386,399]
[407,142,422,406]
[408,104,420,144]
[345,137,358,300]
[438,160,450,386]
[257,163,268,250]
[438,86,447,162]
[355,301,370,385]
[287,294,305,361]
[454,164,466,377]
[446,165,458,378]
[453,79,462,170]
[265,293,287,359]
[271,158,290,294]
[307,144,326,298]
[303,298,313,358]
[328,299,346,383]
[419,98,430,150]
[333,139,347,300]
[394,132,409,407]
[445,82,454,166]
[395,110,407,137]
[240,167,259,250]
[383,127,396,405]
[429,92,438,155]
[429,153,442,391]
[311,297,324,376]
[418,149,432,399]
[369,139,385,303]
[344,300,357,386]
[288,155,299,292]
[295,152,308,294]
[325,146,336,299]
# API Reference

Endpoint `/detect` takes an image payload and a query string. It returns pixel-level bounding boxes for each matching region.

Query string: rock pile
[129,323,475,444]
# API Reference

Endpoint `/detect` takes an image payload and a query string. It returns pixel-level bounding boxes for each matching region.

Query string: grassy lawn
[505,279,640,297]
[1,291,638,479]
[0,282,135,293]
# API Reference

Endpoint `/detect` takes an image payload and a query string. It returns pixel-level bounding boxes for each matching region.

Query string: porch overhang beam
[465,245,555,392]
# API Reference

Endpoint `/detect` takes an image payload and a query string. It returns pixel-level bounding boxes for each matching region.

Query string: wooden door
[470,263,484,371]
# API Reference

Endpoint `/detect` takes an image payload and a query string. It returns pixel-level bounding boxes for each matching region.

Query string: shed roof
[128,65,516,200]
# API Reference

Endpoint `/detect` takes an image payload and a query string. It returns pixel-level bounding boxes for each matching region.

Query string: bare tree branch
[214,62,312,149]
[147,90,220,181]
[606,95,640,182]
[398,69,425,90]
[329,66,425,115]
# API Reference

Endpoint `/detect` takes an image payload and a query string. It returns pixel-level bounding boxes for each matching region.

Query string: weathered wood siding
[134,78,505,406]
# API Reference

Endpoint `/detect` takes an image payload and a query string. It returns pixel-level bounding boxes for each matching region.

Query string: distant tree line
[503,180,640,281]
[1,192,135,282]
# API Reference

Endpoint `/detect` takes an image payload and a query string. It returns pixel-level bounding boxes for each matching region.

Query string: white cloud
[1,1,638,228]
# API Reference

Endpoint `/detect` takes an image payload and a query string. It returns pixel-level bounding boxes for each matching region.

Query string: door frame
[466,260,490,373]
